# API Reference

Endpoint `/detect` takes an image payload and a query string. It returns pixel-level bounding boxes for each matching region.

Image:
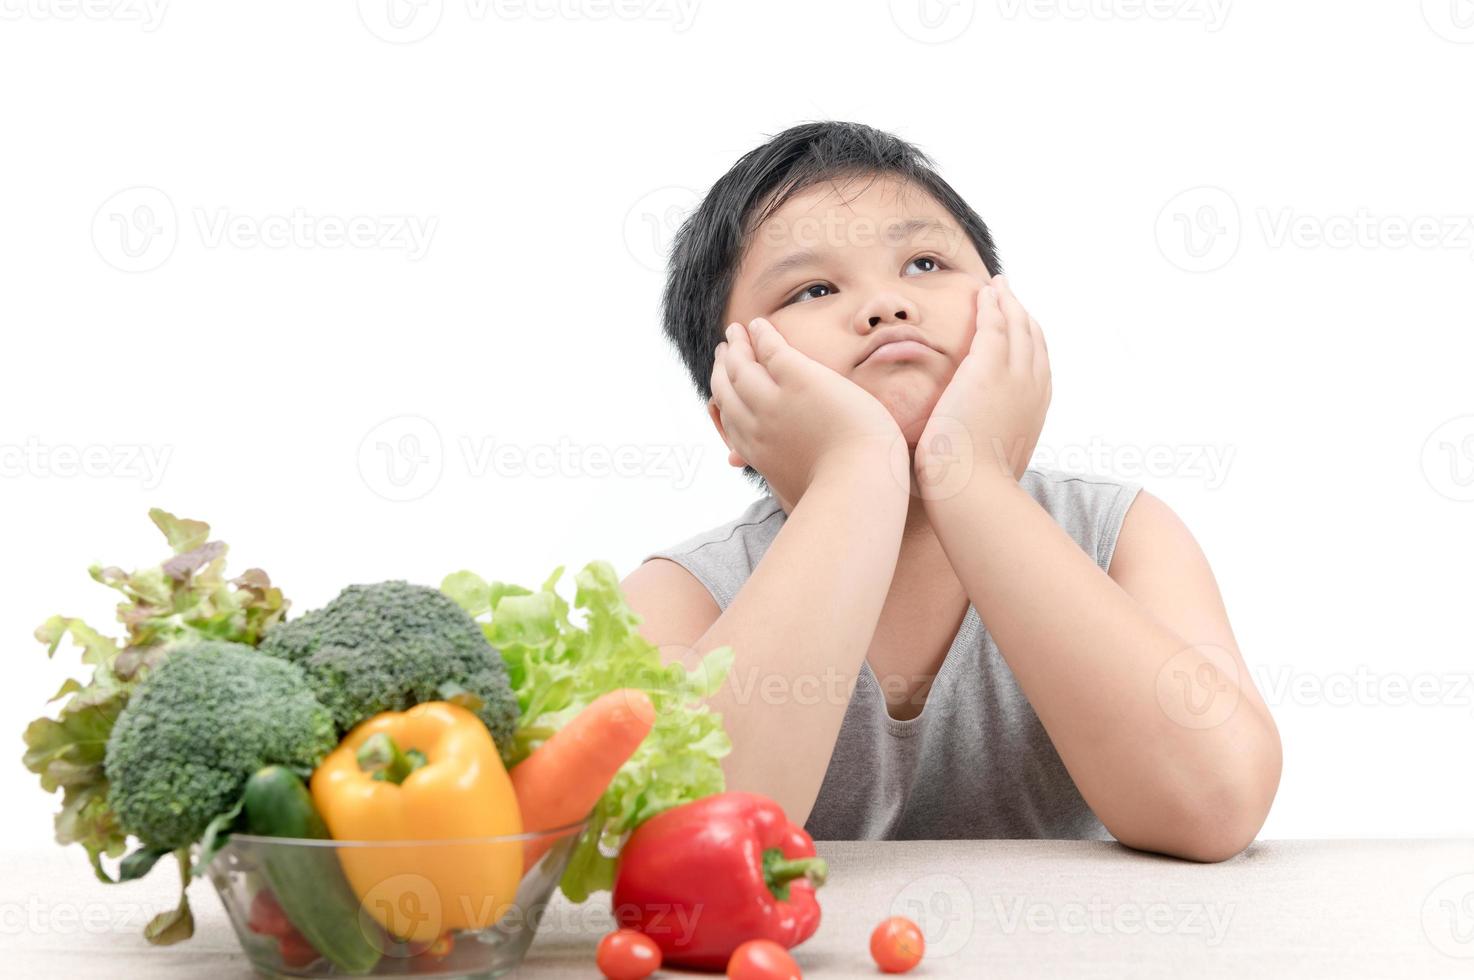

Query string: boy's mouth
[860,340,937,366]
[857,325,937,365]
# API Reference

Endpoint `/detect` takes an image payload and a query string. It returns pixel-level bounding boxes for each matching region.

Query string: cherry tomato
[246,889,290,938]
[596,928,662,980]
[726,939,802,980]
[409,931,459,974]
[277,931,321,969]
[870,916,925,974]
[425,932,455,959]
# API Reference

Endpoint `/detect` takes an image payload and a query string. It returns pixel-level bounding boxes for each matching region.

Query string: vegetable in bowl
[22,507,741,964]
[258,580,519,752]
[105,640,336,852]
[442,561,735,902]
[21,509,292,943]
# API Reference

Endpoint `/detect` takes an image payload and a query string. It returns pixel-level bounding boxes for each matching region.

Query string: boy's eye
[904,254,945,275]
[785,282,833,306]
[780,255,946,307]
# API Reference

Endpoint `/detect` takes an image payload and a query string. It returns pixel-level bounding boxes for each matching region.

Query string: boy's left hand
[915,275,1052,495]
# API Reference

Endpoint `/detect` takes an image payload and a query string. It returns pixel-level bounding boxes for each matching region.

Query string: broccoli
[258,580,518,752]
[103,641,337,851]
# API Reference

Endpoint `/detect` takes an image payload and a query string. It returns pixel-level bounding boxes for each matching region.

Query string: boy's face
[722,175,993,445]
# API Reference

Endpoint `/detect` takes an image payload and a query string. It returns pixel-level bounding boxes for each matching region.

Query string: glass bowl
[206,816,589,979]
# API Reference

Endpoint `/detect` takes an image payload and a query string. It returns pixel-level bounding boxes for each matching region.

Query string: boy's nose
[856,291,918,331]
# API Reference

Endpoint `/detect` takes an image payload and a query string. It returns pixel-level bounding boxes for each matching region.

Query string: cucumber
[242,766,383,975]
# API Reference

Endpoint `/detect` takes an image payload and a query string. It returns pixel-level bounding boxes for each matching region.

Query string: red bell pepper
[611,791,828,970]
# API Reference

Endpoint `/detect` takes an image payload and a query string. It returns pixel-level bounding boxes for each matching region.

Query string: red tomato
[596,928,662,980]
[246,889,290,938]
[870,916,925,973]
[408,931,459,974]
[726,939,802,980]
[277,931,321,969]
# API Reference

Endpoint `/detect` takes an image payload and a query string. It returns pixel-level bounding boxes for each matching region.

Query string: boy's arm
[624,454,910,827]
[924,476,1281,862]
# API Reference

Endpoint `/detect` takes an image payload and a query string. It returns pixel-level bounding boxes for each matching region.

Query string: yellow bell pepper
[310,701,523,944]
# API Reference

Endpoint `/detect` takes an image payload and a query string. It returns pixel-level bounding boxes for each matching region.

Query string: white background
[2,1,1472,862]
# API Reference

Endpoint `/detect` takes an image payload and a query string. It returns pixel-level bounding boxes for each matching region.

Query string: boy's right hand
[709,317,907,509]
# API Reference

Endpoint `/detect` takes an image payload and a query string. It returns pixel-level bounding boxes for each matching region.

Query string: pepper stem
[356,733,427,785]
[762,847,829,900]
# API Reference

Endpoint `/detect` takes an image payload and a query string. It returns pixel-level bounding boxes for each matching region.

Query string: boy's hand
[711,317,907,510]
[916,276,1051,495]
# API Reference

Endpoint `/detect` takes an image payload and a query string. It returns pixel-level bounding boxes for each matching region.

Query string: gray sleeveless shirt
[641,465,1142,842]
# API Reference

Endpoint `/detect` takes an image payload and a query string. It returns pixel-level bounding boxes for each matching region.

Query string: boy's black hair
[661,120,1004,494]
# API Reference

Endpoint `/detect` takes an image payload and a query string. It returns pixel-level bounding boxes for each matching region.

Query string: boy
[623,121,1280,862]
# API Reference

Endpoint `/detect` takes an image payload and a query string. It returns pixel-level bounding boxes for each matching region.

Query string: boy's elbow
[1115,803,1262,863]
[1119,736,1283,864]
[1161,819,1260,864]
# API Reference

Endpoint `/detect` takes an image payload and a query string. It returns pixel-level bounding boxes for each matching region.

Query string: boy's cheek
[937,298,980,360]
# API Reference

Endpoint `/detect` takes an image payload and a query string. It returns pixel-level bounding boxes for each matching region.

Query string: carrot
[510,688,656,872]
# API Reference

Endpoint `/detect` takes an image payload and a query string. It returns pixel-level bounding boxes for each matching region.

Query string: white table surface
[4,838,1473,978]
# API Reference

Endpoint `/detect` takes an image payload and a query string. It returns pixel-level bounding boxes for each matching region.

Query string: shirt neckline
[860,602,982,737]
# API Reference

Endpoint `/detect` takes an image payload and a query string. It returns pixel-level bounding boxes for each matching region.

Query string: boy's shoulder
[1020,464,1144,570]
[644,493,784,559]
[1021,462,1140,491]
[639,495,785,609]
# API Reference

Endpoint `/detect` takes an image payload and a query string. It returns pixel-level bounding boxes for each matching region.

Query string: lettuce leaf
[23,509,290,942]
[442,561,733,902]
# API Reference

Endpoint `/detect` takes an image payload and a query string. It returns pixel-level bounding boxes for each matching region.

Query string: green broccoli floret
[258,581,518,752]
[104,641,336,851]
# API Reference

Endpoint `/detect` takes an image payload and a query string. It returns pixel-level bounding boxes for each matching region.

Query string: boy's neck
[895,494,966,604]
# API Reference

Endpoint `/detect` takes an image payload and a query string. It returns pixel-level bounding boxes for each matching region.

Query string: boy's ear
[707,398,748,469]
